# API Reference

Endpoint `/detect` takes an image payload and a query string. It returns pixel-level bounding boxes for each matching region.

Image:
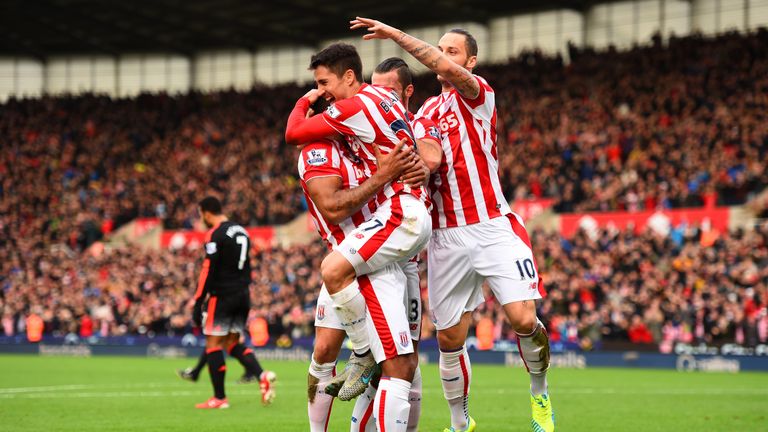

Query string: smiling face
[313,65,357,103]
[437,31,477,87]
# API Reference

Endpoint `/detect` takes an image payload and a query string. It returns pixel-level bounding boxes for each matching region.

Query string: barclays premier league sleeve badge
[307,148,329,166]
[325,103,341,119]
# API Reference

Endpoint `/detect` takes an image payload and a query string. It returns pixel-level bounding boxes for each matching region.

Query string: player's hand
[400,154,430,187]
[302,88,325,105]
[373,138,417,182]
[192,300,204,328]
[350,17,400,40]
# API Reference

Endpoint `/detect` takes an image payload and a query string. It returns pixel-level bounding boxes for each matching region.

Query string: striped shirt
[416,75,510,228]
[298,139,376,249]
[322,83,429,206]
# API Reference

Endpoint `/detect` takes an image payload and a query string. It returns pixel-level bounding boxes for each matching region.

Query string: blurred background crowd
[1,31,767,348]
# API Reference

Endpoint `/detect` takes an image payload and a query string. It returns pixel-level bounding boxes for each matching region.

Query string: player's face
[437,32,477,85]
[372,70,414,109]
[314,65,352,103]
[199,208,212,228]
[372,70,404,100]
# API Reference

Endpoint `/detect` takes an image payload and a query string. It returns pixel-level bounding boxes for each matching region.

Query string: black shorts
[202,291,250,336]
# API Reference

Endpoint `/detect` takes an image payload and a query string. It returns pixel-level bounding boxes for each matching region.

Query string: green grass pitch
[0,354,766,431]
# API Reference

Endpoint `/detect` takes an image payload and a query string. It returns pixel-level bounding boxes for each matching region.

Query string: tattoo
[411,44,429,58]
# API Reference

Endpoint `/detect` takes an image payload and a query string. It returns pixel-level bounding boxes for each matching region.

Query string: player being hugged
[351,17,555,432]
[286,44,435,431]
[190,196,276,409]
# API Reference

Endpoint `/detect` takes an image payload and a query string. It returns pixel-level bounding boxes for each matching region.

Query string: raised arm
[285,90,340,146]
[350,17,480,99]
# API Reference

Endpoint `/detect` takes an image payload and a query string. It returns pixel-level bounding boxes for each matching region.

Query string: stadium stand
[1,31,767,347]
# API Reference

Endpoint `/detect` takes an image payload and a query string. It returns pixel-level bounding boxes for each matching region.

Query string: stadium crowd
[1,31,768,349]
[2,218,766,349]
[481,30,768,213]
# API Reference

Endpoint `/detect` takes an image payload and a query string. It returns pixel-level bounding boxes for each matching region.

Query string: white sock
[308,357,336,432]
[516,319,550,396]
[373,378,412,432]
[350,384,377,432]
[330,280,370,354]
[406,366,422,432]
[439,346,471,430]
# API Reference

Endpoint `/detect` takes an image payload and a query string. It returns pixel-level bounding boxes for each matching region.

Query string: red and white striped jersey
[298,139,377,250]
[322,83,429,206]
[416,74,511,229]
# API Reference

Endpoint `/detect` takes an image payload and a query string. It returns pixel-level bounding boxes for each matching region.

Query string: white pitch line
[1,386,766,400]
[0,389,262,400]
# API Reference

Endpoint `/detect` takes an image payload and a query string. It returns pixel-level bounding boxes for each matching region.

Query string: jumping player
[351,17,555,432]
[285,43,432,424]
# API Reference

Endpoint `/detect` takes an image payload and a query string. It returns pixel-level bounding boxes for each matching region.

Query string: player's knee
[511,313,538,335]
[320,253,354,293]
[382,355,417,382]
[312,341,339,364]
[436,329,465,351]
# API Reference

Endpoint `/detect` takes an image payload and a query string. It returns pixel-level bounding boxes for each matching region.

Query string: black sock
[228,343,264,378]
[207,349,226,399]
[192,351,208,377]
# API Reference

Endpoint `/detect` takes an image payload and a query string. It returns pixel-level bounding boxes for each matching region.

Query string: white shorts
[314,285,343,330]
[427,213,545,331]
[360,263,415,363]
[401,260,421,341]
[338,194,431,276]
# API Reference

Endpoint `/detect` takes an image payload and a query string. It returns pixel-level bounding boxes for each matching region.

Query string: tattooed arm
[350,17,480,99]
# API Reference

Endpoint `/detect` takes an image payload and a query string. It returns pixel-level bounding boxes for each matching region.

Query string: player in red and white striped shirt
[352,18,555,432]
[299,137,425,432]
[286,44,436,431]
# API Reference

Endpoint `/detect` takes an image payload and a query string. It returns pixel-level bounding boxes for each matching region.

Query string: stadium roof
[0,0,597,58]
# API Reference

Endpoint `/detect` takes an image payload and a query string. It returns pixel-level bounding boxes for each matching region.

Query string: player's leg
[437,313,475,432]
[429,228,483,432]
[196,333,229,409]
[350,384,377,432]
[478,214,553,431]
[326,195,432,399]
[308,310,345,432]
[177,349,207,382]
[401,260,422,432]
[361,265,416,432]
[406,342,422,432]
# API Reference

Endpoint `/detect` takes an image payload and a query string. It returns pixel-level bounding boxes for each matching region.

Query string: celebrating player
[285,43,432,419]
[351,17,556,432]
[286,44,431,430]
[190,196,276,409]
[301,56,441,431]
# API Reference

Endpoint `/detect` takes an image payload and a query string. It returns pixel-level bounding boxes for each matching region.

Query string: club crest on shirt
[307,149,328,166]
[399,331,410,347]
[205,242,217,254]
[325,104,341,119]
[316,305,325,320]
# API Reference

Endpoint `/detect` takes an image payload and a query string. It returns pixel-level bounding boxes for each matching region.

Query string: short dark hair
[309,43,363,83]
[198,196,222,215]
[374,57,413,89]
[447,28,478,57]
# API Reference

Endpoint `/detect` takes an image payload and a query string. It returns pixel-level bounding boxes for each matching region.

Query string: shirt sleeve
[300,141,341,182]
[458,75,493,109]
[411,116,441,142]
[193,229,219,301]
[321,98,376,143]
[285,97,340,145]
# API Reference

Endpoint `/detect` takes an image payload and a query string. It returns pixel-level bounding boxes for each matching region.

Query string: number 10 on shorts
[515,258,536,280]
